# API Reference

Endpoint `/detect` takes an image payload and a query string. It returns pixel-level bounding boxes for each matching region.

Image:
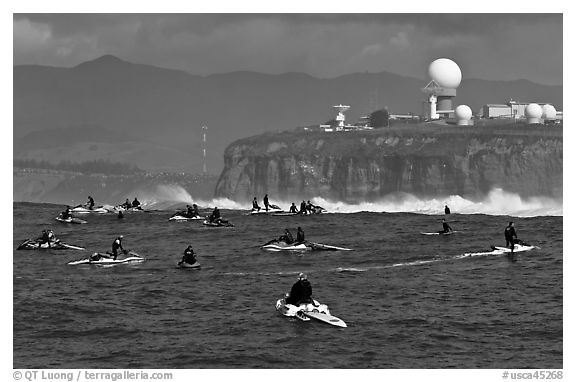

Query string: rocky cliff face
[214,123,563,202]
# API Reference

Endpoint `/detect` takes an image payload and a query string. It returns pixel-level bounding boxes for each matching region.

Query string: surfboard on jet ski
[491,243,535,253]
[71,206,109,214]
[276,298,347,328]
[202,219,234,227]
[420,231,459,236]
[177,260,201,269]
[113,205,145,213]
[68,250,144,265]
[17,239,85,250]
[262,240,352,252]
[55,215,87,224]
[169,214,204,221]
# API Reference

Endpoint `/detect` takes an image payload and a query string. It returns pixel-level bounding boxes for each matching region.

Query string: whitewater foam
[137,184,561,217]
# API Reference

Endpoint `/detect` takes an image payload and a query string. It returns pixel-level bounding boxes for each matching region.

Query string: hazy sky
[14,13,563,85]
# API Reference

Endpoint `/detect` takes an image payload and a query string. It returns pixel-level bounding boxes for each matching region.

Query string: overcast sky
[13,13,562,85]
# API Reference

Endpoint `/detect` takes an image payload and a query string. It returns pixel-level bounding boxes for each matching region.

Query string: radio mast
[202,125,208,175]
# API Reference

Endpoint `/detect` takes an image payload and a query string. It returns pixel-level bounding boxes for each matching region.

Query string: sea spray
[135,185,562,217]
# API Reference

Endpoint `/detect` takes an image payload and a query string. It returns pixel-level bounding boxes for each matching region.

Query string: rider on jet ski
[61,206,72,219]
[439,218,453,234]
[252,197,261,211]
[286,273,315,306]
[181,245,197,265]
[295,227,305,244]
[279,228,295,245]
[87,196,95,210]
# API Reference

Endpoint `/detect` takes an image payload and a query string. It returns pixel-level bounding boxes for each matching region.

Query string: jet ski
[202,219,234,227]
[262,240,352,252]
[55,215,87,224]
[248,204,283,215]
[490,243,535,253]
[169,213,204,221]
[177,260,201,269]
[68,250,144,265]
[17,239,85,250]
[420,231,459,236]
[113,205,144,213]
[71,205,109,214]
[275,297,347,327]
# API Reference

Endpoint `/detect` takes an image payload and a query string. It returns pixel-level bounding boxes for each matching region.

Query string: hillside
[13,55,563,174]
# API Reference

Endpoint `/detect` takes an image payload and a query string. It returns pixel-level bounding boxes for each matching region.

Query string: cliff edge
[214,122,563,203]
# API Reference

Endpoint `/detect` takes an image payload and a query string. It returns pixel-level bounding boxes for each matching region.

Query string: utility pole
[202,125,208,176]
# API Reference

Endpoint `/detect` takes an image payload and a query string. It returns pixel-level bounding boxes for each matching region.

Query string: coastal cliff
[214,123,563,202]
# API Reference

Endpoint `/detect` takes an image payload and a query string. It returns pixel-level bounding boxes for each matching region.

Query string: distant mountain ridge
[14,55,563,174]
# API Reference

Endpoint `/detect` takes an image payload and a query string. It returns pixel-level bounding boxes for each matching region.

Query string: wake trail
[220,248,511,277]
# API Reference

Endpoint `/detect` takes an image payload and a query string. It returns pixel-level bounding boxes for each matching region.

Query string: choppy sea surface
[13,202,562,369]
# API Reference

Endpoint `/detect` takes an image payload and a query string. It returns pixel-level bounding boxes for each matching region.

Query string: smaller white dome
[455,105,472,120]
[541,104,557,120]
[525,103,543,118]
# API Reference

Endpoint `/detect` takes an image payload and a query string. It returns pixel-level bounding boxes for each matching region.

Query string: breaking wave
[312,188,562,217]
[139,185,561,217]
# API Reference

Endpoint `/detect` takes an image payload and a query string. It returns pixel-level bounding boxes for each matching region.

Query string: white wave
[129,184,562,217]
[311,188,562,217]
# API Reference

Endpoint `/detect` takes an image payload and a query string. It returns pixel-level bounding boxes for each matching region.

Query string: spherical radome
[455,105,472,120]
[541,104,557,119]
[525,103,543,118]
[428,58,462,88]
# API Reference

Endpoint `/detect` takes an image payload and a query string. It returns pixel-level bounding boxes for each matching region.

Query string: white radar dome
[455,105,472,120]
[525,103,543,118]
[428,58,462,88]
[541,104,557,119]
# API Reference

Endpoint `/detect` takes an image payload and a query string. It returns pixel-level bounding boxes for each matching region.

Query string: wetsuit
[286,279,313,305]
[289,204,298,213]
[252,199,261,211]
[284,230,295,245]
[299,201,307,215]
[187,207,195,217]
[112,238,124,259]
[132,198,141,208]
[445,205,451,214]
[442,222,452,233]
[505,225,517,250]
[263,195,269,211]
[296,229,305,243]
[182,247,196,264]
[87,197,95,210]
[210,208,221,223]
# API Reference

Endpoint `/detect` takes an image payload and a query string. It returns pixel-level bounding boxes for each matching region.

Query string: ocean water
[13,202,562,369]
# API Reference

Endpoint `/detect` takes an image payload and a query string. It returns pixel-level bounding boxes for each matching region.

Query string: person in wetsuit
[504,222,518,254]
[181,245,197,265]
[296,227,305,244]
[279,229,295,245]
[289,203,298,214]
[61,206,72,219]
[87,196,95,210]
[444,204,451,215]
[111,235,125,260]
[132,197,141,209]
[209,207,222,223]
[299,200,307,215]
[252,197,261,211]
[286,273,314,306]
[122,198,131,209]
[263,194,270,211]
[440,218,453,234]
